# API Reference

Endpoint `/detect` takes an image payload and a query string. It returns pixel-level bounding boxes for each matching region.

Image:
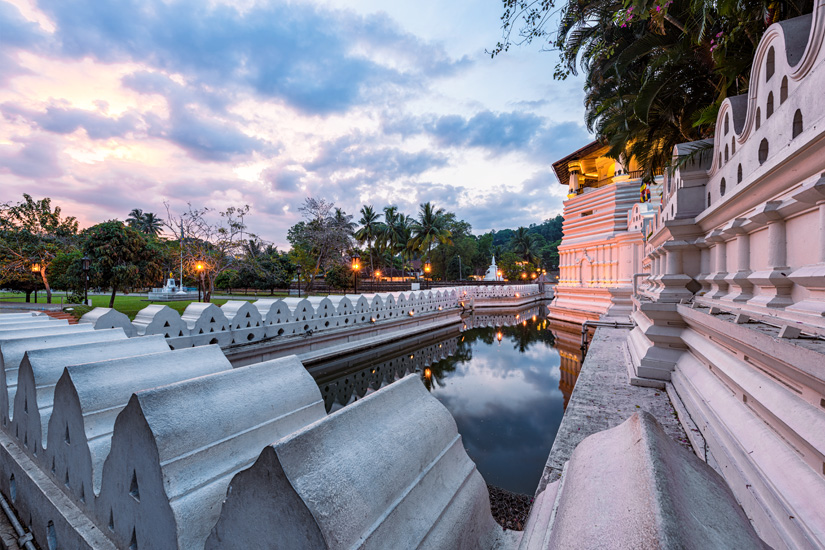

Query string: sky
[0,0,590,247]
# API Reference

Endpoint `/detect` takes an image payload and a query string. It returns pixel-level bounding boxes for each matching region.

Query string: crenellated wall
[78,285,541,351]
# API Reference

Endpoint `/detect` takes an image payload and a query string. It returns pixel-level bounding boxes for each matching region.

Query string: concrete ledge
[97,355,325,549]
[0,329,128,427]
[12,336,170,466]
[47,346,232,511]
[207,375,506,550]
[525,412,768,549]
[78,309,136,337]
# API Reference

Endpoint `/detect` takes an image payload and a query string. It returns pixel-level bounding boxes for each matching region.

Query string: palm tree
[410,202,452,266]
[141,212,163,237]
[126,208,144,229]
[511,227,537,265]
[355,205,384,277]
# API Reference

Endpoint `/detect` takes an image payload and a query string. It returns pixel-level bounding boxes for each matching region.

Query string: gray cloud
[0,136,63,179]
[37,0,468,115]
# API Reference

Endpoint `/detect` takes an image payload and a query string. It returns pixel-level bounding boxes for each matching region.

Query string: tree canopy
[495,0,813,171]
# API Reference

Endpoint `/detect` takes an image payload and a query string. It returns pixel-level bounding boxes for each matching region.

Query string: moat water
[313,303,583,495]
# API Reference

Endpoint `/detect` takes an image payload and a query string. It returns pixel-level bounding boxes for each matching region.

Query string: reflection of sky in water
[427,322,563,495]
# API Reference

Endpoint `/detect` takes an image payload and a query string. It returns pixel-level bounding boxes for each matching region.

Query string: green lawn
[0,291,289,320]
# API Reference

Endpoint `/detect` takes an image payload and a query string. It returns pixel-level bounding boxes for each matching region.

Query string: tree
[127,208,163,237]
[494,0,813,172]
[286,198,354,292]
[164,203,251,302]
[355,205,385,277]
[410,202,452,262]
[0,195,78,303]
[511,227,538,265]
[126,208,144,229]
[82,221,164,307]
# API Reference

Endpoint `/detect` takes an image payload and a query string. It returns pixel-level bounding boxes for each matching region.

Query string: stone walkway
[536,327,692,495]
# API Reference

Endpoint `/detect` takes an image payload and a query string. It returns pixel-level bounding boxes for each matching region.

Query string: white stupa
[483,256,500,281]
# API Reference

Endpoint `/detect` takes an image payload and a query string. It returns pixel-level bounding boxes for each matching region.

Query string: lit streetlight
[423,259,431,289]
[195,260,205,302]
[31,263,40,303]
[351,253,361,295]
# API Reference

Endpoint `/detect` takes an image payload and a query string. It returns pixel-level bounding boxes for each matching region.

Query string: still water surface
[316,305,582,496]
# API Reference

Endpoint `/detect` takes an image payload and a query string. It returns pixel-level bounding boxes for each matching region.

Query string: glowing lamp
[424,368,432,378]
[424,259,431,273]
[351,252,360,271]
[31,263,40,273]
[195,261,205,272]
[496,332,503,342]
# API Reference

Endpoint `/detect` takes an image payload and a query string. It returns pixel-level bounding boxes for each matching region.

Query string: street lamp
[296,265,302,298]
[351,253,360,295]
[457,255,462,283]
[374,270,381,292]
[82,255,91,306]
[496,269,502,282]
[424,259,431,289]
[195,260,205,302]
[521,272,527,280]
[31,263,40,303]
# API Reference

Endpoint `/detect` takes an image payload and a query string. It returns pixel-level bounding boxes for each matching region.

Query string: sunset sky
[0,0,590,247]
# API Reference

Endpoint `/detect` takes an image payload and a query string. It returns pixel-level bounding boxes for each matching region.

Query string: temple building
[549,141,661,323]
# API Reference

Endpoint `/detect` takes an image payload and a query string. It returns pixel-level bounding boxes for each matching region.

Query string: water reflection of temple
[548,319,585,409]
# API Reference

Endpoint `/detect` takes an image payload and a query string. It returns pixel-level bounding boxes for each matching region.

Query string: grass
[0,291,289,320]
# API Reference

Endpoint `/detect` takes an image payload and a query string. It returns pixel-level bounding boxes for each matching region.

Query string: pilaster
[747,202,794,309]
[721,219,755,303]
[787,175,825,317]
[705,230,729,299]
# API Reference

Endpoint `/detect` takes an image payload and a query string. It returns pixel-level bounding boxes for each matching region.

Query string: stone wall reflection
[318,303,554,412]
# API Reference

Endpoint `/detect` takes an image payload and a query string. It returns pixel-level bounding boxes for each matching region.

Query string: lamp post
[457,255,462,283]
[296,265,302,298]
[374,270,381,292]
[82,255,91,306]
[424,259,431,289]
[31,263,40,303]
[351,253,360,295]
[496,269,502,282]
[195,261,205,302]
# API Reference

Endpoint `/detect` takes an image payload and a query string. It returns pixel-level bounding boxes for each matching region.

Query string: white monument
[483,256,500,281]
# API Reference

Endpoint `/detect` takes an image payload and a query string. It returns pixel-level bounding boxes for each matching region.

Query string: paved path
[536,327,692,495]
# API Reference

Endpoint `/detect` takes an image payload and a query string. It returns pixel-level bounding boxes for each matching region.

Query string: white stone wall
[75,285,540,350]
[629,6,825,546]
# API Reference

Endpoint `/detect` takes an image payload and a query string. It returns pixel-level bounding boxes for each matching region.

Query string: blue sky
[0,0,590,246]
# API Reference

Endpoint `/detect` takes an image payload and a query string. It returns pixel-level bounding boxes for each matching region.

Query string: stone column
[658,241,695,302]
[705,230,729,299]
[788,177,825,316]
[721,219,754,303]
[569,170,581,195]
[747,202,793,308]
[694,239,712,295]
